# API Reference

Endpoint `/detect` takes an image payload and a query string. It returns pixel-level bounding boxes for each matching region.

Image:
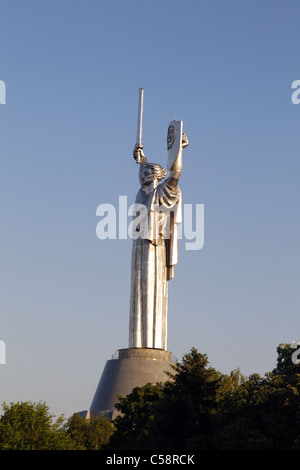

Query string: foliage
[108,348,223,450]
[106,345,300,451]
[273,343,300,385]
[0,401,75,450]
[65,413,115,450]
[217,367,247,398]
[150,347,222,450]
[2,344,300,450]
[105,382,164,450]
[213,344,300,449]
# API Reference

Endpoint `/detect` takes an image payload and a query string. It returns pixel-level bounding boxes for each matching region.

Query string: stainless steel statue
[129,89,189,351]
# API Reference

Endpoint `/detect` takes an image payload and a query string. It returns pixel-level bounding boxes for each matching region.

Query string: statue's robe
[129,177,182,350]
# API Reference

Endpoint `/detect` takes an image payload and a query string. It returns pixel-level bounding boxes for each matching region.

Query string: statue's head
[139,163,167,186]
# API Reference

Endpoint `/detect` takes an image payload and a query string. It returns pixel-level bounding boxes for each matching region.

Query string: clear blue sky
[1,0,299,419]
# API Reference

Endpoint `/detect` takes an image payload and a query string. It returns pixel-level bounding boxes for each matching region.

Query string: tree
[104,344,300,450]
[150,347,222,450]
[272,343,300,385]
[0,401,75,450]
[108,348,223,450]
[106,382,164,450]
[65,413,115,450]
[217,367,247,397]
[213,344,300,450]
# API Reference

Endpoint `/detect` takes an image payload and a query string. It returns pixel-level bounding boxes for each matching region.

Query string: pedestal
[86,348,174,420]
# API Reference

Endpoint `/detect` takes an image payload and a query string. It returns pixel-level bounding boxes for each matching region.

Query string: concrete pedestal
[86,348,174,420]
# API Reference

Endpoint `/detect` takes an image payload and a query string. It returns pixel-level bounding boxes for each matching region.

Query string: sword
[136,87,144,149]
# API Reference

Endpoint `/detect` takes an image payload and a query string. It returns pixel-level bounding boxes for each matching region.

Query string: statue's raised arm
[166,130,189,187]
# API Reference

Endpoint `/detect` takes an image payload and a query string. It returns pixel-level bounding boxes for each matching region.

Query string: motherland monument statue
[129,88,189,351]
[86,89,189,419]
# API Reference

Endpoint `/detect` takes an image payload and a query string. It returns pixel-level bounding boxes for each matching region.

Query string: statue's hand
[133,145,146,164]
[182,132,189,149]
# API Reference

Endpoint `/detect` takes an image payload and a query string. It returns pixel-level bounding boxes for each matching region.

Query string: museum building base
[84,348,174,420]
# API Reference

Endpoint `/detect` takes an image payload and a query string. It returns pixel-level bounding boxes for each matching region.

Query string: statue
[87,89,189,418]
[129,89,189,351]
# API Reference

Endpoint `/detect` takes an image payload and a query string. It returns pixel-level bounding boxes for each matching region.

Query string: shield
[167,120,183,170]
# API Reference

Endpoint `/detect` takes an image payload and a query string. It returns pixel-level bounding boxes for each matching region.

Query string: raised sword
[136,87,144,149]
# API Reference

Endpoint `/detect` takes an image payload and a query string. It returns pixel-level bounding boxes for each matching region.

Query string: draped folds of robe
[129,177,182,350]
